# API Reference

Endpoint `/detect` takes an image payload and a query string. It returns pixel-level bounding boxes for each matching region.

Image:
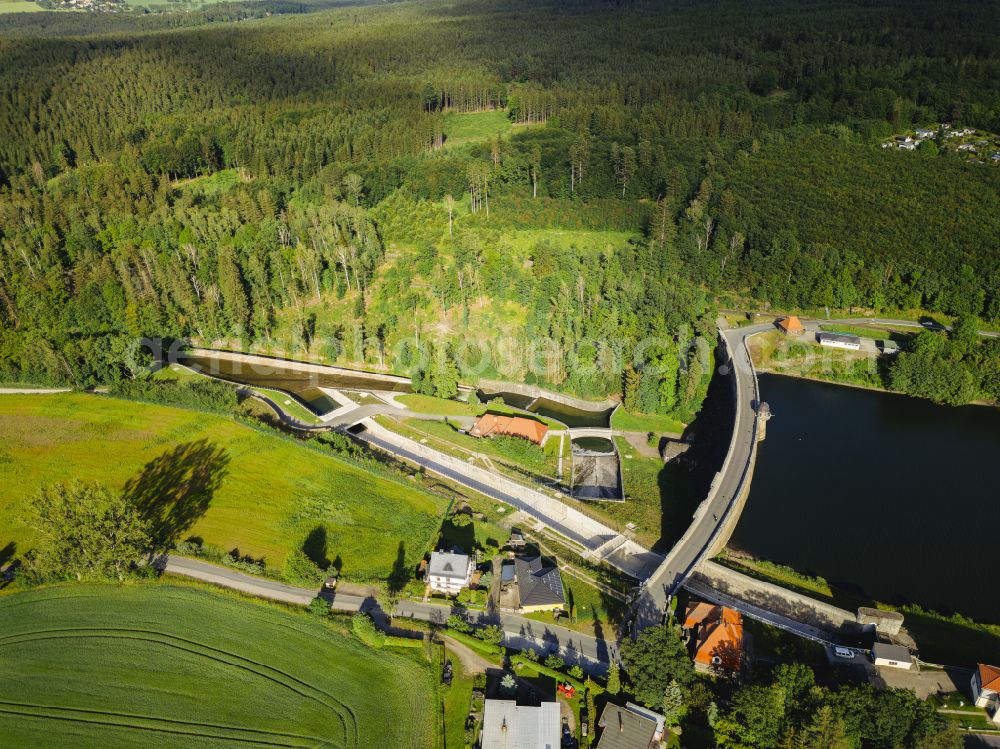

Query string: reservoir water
[730,374,1000,625]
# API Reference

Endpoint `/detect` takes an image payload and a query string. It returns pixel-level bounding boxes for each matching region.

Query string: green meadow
[0,393,447,581]
[0,584,436,748]
[0,0,44,12]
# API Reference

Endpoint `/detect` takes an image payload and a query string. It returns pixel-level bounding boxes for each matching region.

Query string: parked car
[834,646,855,659]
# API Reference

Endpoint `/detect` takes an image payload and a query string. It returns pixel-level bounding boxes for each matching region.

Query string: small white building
[481,699,561,749]
[915,128,935,139]
[898,142,917,151]
[872,643,913,670]
[817,332,862,351]
[427,551,473,595]
[972,664,1000,725]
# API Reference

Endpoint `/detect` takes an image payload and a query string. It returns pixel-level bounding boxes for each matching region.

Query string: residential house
[470,413,549,445]
[503,556,565,613]
[480,699,561,749]
[898,142,917,151]
[683,601,744,673]
[596,702,665,749]
[991,153,1000,162]
[915,128,935,139]
[957,143,977,152]
[894,135,913,143]
[776,316,804,336]
[971,664,1000,725]
[817,332,862,351]
[427,551,474,595]
[871,643,913,670]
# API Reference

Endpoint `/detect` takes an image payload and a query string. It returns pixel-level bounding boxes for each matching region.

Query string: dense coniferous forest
[1,0,999,415]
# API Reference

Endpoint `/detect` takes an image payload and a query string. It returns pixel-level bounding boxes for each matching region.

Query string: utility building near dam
[817,332,862,350]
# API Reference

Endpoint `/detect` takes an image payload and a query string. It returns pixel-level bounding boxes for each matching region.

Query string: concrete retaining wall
[695,560,861,634]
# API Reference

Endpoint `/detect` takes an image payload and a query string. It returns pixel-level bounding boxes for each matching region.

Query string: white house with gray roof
[481,699,560,749]
[427,551,474,595]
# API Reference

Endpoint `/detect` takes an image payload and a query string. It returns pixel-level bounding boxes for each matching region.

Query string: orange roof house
[776,316,804,335]
[683,601,744,673]
[469,413,548,445]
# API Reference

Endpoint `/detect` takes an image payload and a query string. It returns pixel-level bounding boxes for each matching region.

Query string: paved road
[722,310,1000,339]
[632,322,770,628]
[162,555,615,675]
[357,420,662,581]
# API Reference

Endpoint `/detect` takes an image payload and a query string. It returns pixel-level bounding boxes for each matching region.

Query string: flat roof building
[872,643,913,670]
[481,699,561,749]
[817,331,862,350]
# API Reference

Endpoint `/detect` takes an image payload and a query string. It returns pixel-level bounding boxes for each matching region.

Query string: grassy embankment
[818,323,912,342]
[441,645,476,749]
[611,409,686,435]
[523,575,623,638]
[717,551,1000,665]
[747,330,888,391]
[0,392,446,581]
[0,583,436,748]
[395,393,567,429]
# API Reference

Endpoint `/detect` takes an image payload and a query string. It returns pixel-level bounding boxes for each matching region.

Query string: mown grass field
[0,0,44,12]
[0,584,436,748]
[440,110,512,149]
[0,393,446,580]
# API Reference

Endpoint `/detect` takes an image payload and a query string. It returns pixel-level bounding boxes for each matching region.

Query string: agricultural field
[0,393,447,581]
[0,584,436,748]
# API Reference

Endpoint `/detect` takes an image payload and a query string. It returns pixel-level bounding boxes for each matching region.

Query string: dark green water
[731,374,1000,624]
[180,354,411,414]
[572,437,615,454]
[477,389,612,428]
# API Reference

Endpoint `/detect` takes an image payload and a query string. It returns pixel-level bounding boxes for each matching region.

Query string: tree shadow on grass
[388,541,409,595]
[123,439,230,550]
[303,525,329,570]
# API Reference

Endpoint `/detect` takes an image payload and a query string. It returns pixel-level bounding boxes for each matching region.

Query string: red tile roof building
[469,413,548,445]
[683,601,744,673]
[777,316,804,335]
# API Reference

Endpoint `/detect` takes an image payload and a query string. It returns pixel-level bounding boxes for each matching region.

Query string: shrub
[606,661,621,694]
[477,625,504,646]
[492,435,546,470]
[352,612,386,648]
[308,596,330,617]
[282,548,326,585]
[110,378,238,414]
[545,654,565,670]
[522,647,539,662]
[568,665,584,679]
[447,614,471,633]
